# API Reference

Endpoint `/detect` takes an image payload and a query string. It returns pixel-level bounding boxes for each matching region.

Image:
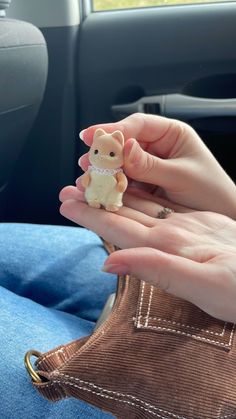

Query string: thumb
[124,138,172,187]
[102,247,211,307]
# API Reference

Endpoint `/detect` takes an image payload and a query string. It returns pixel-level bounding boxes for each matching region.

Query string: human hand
[59,186,236,323]
[79,113,236,219]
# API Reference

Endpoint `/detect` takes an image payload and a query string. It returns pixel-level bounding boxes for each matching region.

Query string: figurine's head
[89,129,125,170]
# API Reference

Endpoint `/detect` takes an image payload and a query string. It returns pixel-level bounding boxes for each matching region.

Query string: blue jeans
[0,223,116,418]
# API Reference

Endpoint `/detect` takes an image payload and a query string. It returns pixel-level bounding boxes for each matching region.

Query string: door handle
[112,94,236,121]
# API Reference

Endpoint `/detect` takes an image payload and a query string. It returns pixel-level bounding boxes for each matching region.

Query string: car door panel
[77,3,236,182]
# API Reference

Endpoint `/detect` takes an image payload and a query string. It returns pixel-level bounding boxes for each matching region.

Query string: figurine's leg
[88,199,101,209]
[105,204,121,212]
[85,189,101,209]
[105,191,123,212]
[85,193,101,208]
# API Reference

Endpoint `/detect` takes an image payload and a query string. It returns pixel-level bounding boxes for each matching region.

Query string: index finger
[60,199,149,249]
[80,113,183,148]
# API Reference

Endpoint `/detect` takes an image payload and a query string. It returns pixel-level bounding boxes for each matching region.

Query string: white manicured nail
[79,129,86,141]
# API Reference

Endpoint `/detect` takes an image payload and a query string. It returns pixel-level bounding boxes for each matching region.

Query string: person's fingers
[60,184,180,225]
[126,187,193,213]
[79,113,190,158]
[59,186,84,202]
[62,183,173,223]
[124,137,181,189]
[60,186,157,227]
[102,247,214,310]
[60,199,149,249]
[78,153,89,171]
[78,114,197,191]
[118,206,156,227]
[123,192,169,218]
[78,136,181,191]
[75,177,84,190]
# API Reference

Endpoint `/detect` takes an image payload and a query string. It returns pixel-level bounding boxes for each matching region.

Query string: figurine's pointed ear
[112,130,124,146]
[94,128,106,140]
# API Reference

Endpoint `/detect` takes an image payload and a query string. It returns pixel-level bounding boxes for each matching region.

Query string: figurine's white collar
[89,165,123,176]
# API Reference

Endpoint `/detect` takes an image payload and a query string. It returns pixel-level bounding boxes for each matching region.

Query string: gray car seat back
[0,0,48,218]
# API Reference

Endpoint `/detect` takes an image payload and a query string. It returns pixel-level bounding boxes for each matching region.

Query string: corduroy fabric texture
[30,271,236,419]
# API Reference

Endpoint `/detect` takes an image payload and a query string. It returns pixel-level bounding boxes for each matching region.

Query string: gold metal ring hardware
[24,350,42,383]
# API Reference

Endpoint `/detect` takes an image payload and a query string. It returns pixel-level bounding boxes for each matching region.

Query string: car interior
[1,0,236,227]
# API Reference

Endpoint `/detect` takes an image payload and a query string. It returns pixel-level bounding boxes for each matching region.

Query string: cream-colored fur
[81,129,128,212]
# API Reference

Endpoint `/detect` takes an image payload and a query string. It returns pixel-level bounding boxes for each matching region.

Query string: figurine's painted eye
[94,149,99,154]
[109,152,115,157]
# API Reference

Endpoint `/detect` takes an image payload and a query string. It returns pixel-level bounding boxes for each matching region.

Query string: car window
[93,0,233,12]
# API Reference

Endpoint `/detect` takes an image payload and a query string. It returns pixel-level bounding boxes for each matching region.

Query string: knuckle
[170,119,187,140]
[129,112,145,128]
[130,112,144,121]
[141,152,156,176]
[175,119,198,143]
[151,224,186,253]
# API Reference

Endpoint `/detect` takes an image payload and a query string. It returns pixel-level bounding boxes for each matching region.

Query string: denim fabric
[0,223,116,418]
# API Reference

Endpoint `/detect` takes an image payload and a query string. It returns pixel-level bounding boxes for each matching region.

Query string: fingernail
[101,264,129,275]
[79,129,86,141]
[78,156,83,167]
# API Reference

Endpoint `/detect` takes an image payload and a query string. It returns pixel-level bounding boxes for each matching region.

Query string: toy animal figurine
[81,128,128,212]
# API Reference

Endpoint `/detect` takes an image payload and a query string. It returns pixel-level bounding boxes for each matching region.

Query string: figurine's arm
[116,172,128,193]
[81,171,91,188]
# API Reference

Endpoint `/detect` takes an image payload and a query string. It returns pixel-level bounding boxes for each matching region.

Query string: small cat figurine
[81,128,128,212]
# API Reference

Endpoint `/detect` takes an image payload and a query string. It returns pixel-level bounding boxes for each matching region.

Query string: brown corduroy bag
[25,243,236,419]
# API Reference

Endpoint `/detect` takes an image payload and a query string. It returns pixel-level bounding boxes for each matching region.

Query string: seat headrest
[0,0,11,10]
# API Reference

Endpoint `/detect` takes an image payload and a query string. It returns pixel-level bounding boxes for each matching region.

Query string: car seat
[0,0,48,219]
